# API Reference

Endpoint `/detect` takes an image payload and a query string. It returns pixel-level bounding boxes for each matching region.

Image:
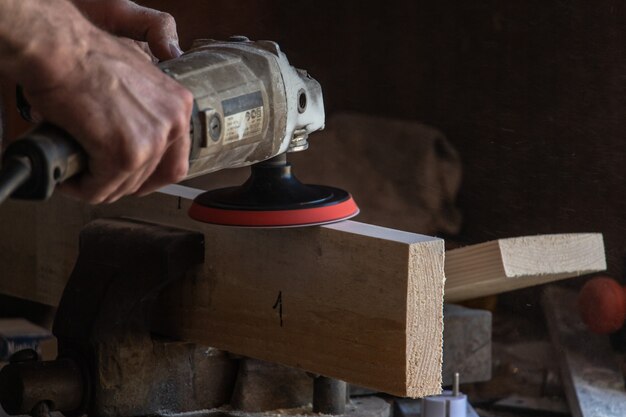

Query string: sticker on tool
[222,91,264,143]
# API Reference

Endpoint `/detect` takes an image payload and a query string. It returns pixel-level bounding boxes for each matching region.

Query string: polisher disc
[189,185,359,227]
[187,154,359,228]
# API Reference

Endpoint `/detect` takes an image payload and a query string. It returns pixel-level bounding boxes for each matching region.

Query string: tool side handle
[3,123,86,200]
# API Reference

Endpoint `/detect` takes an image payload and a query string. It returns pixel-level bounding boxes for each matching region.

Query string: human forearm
[0,0,93,91]
[0,0,192,203]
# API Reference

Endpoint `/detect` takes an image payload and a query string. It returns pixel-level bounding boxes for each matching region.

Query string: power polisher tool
[0,37,359,227]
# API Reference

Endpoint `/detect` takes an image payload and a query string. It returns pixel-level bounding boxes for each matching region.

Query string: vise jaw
[0,219,236,417]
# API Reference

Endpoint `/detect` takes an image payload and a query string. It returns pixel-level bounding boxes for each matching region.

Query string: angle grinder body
[166,37,325,178]
[0,38,359,227]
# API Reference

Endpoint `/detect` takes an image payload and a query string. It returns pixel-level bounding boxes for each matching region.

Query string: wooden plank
[0,187,445,398]
[3,189,604,307]
[0,201,39,301]
[445,234,606,302]
[542,286,626,417]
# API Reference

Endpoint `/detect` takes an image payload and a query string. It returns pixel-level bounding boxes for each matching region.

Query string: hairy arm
[0,0,193,203]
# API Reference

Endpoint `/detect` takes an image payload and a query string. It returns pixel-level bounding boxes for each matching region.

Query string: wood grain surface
[445,234,606,302]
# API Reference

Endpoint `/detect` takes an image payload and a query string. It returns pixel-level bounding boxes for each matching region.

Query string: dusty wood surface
[0,189,445,398]
[445,234,606,302]
[542,286,626,417]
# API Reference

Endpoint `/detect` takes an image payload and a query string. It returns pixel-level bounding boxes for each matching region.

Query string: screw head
[209,115,221,141]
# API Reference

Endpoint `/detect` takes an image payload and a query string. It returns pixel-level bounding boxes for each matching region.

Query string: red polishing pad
[189,193,359,227]
[578,276,626,334]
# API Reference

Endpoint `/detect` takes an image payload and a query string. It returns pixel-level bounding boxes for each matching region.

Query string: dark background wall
[151,0,625,276]
[5,1,625,277]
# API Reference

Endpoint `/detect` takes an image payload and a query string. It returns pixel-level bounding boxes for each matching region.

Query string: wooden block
[442,305,491,386]
[156,218,445,397]
[0,187,446,398]
[542,286,626,417]
[445,234,606,302]
[230,358,312,412]
[0,202,39,302]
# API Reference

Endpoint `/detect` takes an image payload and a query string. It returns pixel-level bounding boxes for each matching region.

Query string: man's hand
[71,0,183,61]
[0,0,193,203]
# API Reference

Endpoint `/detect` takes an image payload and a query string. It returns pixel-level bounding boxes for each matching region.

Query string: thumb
[143,12,183,61]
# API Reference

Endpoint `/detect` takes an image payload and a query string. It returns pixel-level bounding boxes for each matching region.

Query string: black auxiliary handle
[0,124,85,204]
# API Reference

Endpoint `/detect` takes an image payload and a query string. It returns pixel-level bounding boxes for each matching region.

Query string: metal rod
[0,358,84,415]
[313,376,347,414]
[453,372,460,396]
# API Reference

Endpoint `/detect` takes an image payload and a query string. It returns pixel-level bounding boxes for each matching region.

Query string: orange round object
[578,276,626,334]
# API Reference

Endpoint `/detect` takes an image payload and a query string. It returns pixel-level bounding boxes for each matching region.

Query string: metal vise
[0,219,234,416]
